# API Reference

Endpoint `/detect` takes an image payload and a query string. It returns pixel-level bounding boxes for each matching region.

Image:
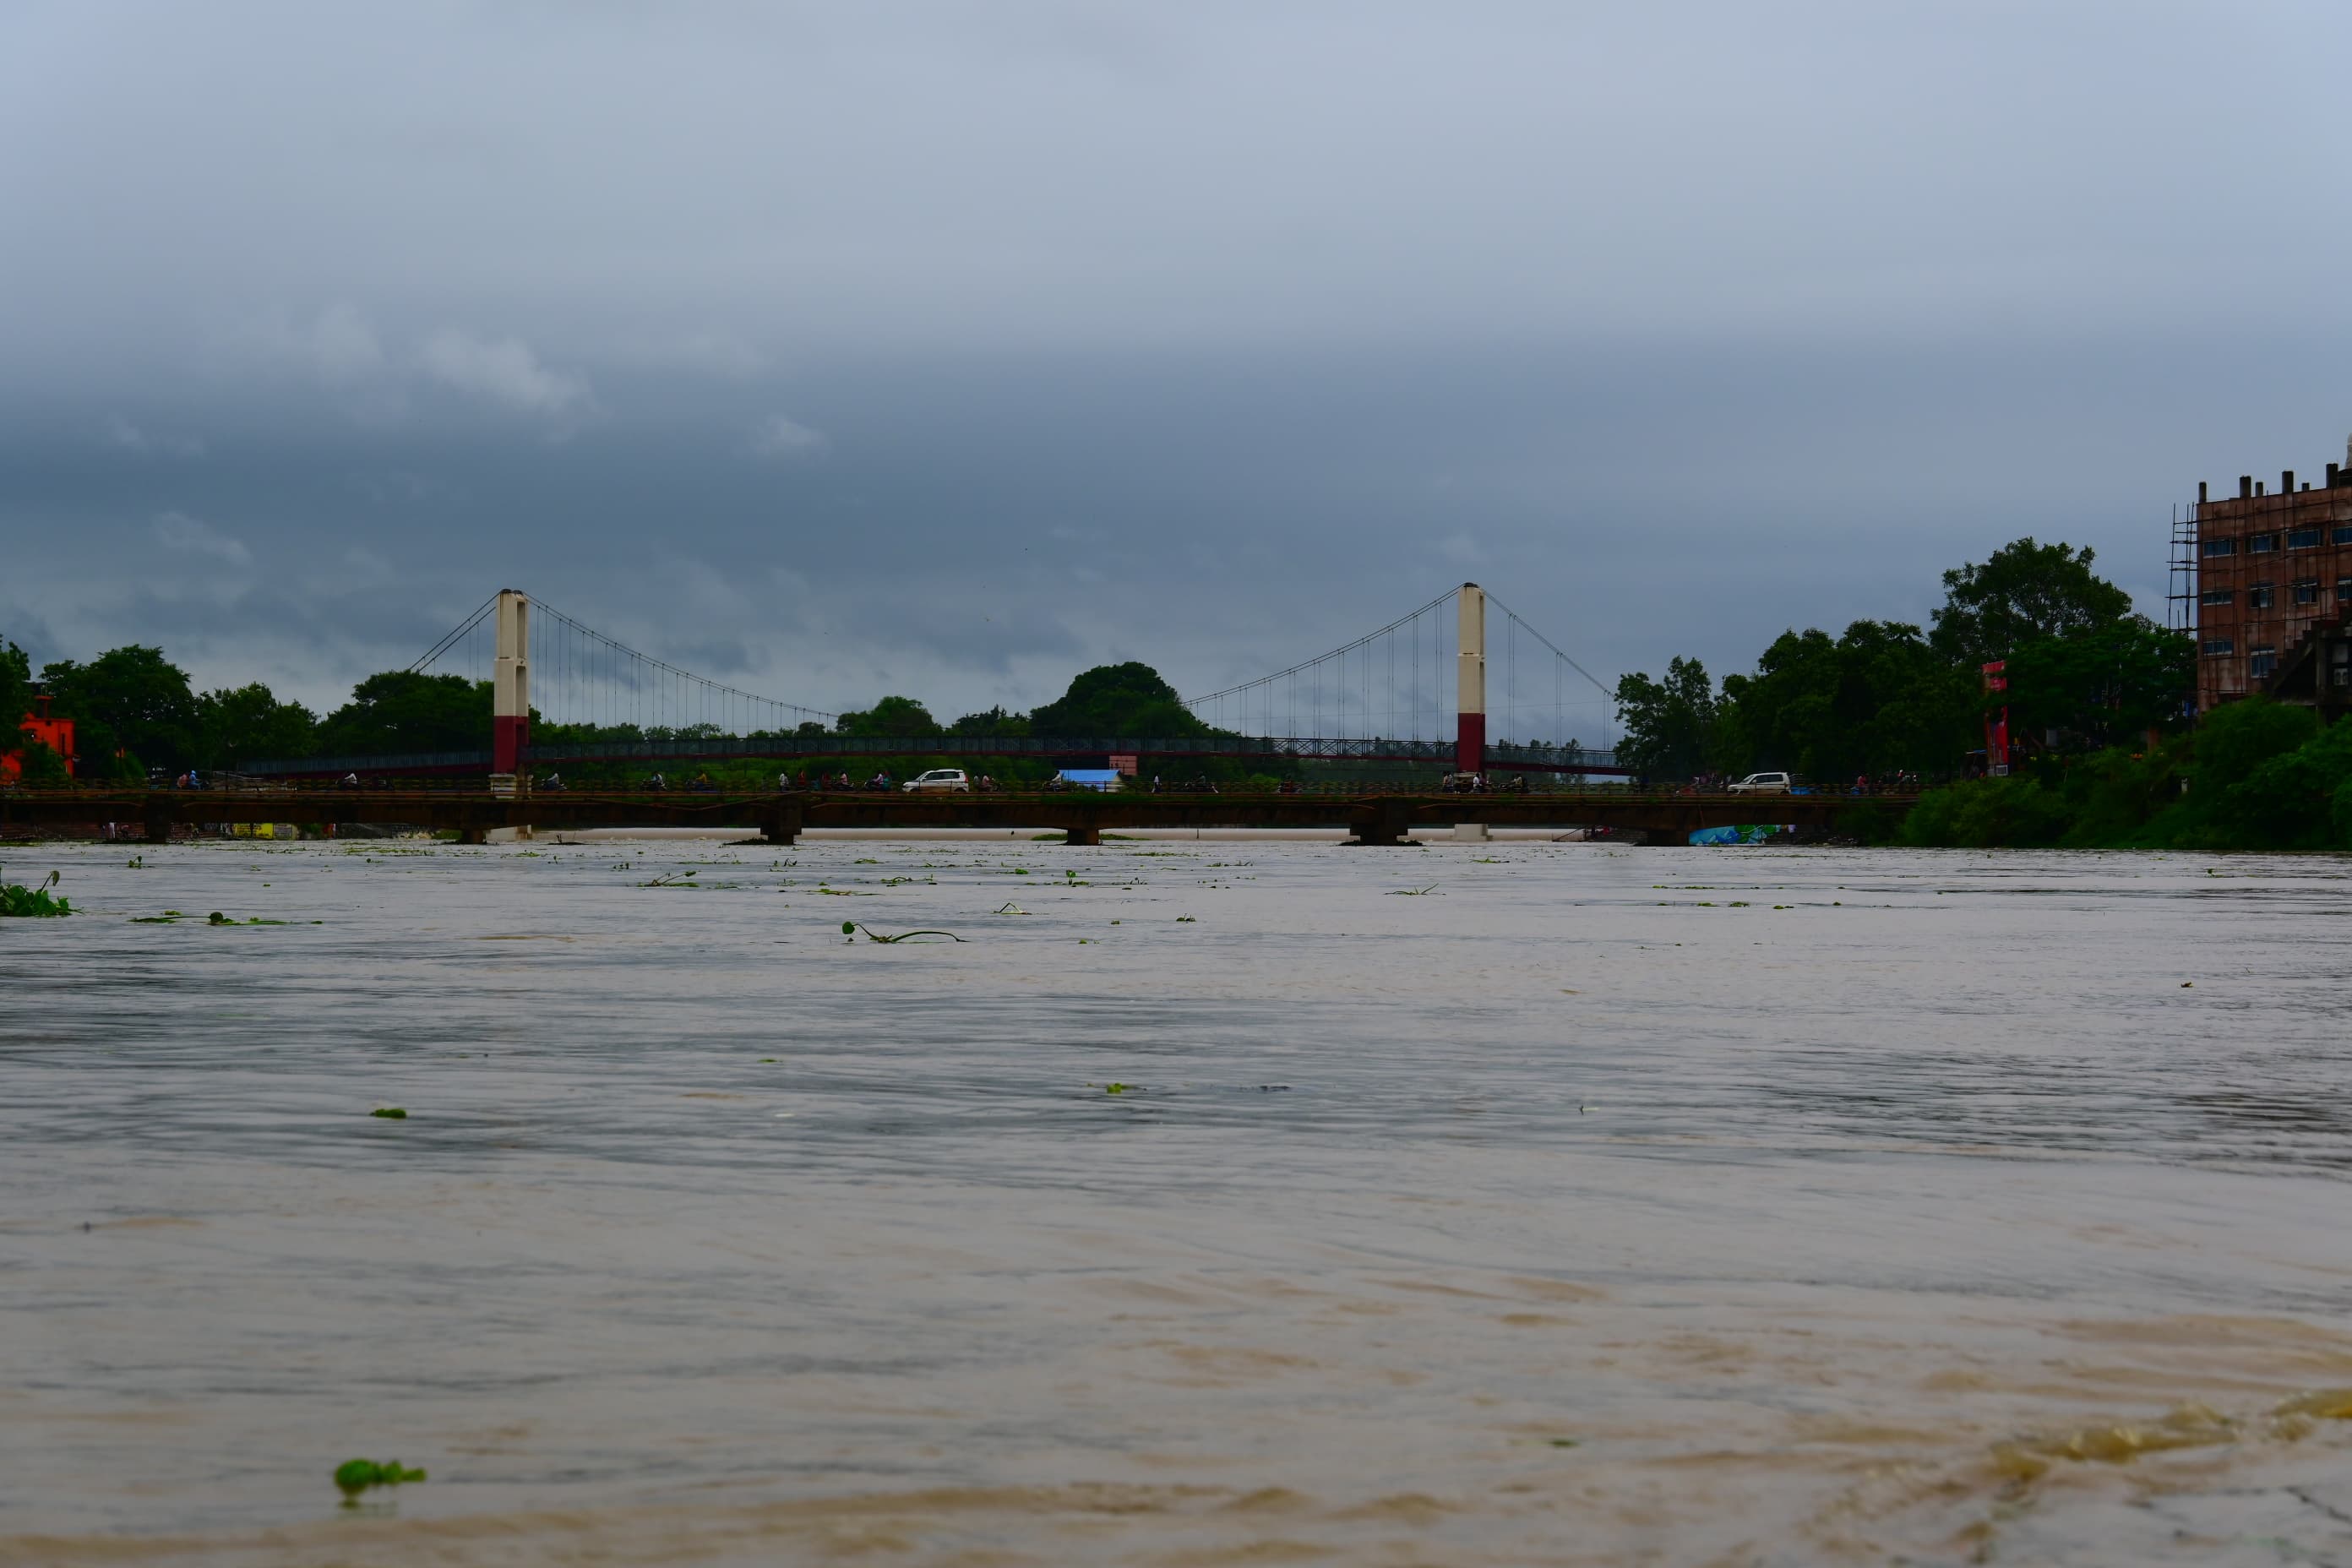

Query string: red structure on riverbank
[3,694,75,782]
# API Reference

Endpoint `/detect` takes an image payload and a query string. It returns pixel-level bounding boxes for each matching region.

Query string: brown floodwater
[5,837,2352,1565]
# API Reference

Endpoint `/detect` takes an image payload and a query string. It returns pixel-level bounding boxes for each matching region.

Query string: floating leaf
[334,1457,427,1498]
[371,1108,407,1119]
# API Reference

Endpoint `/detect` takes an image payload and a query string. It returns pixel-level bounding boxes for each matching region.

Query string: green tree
[1712,621,1971,782]
[0,637,31,731]
[197,683,319,770]
[1930,538,2132,667]
[2191,695,2317,798]
[12,733,71,785]
[314,671,493,756]
[1030,662,1204,737]
[836,695,940,737]
[950,705,1032,738]
[2000,617,2193,754]
[1614,656,1715,781]
[40,645,200,774]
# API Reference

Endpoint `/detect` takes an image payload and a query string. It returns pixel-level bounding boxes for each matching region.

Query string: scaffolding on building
[2166,501,2197,636]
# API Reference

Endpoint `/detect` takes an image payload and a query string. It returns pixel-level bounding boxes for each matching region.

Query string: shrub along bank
[1897,698,2352,851]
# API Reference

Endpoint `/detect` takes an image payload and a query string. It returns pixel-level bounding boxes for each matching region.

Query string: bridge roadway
[2,788,1898,846]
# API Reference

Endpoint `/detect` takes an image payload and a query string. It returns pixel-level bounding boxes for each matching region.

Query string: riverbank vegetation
[1614,538,2194,788]
[1899,697,2352,851]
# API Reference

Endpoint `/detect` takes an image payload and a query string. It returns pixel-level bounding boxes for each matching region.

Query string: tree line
[1611,537,2194,785]
[1,638,1226,781]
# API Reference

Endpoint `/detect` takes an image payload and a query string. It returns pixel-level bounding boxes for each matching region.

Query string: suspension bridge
[248,583,1625,780]
[5,585,1912,843]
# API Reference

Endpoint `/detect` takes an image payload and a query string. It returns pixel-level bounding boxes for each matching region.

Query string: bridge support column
[143,812,175,844]
[1456,583,1486,775]
[492,590,530,777]
[762,802,803,845]
[1063,823,1102,846]
[457,824,490,846]
[1346,800,1419,846]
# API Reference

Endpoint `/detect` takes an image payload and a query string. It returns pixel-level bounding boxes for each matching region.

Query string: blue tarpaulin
[1687,824,1786,846]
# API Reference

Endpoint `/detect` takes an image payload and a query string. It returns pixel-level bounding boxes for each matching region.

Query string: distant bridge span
[248,733,1625,781]
[3,787,1891,847]
[257,583,1624,784]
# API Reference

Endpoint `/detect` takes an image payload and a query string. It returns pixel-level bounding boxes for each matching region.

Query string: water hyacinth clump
[333,1457,426,1500]
[0,869,71,917]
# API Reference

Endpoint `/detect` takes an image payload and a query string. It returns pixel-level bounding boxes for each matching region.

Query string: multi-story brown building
[2186,442,2352,714]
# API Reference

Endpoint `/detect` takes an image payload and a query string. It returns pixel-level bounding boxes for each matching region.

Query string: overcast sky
[4,1,2348,734]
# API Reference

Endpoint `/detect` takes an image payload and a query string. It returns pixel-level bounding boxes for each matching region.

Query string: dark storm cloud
[3,2,2349,722]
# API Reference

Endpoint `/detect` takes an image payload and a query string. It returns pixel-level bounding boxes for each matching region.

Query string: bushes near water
[1899,698,2352,851]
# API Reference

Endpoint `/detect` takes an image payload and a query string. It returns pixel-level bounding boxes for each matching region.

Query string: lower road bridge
[3,788,1901,847]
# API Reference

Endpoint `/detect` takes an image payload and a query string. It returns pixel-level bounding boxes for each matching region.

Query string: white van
[902,769,971,793]
[1727,771,1793,795]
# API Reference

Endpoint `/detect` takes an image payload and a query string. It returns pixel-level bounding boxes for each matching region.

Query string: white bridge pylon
[492,588,530,779]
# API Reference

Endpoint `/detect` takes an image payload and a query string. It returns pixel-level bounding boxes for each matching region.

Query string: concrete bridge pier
[761,801,803,845]
[1346,799,1420,846]
[143,811,174,844]
[1062,822,1102,847]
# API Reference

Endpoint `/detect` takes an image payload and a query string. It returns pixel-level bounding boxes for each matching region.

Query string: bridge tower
[1456,582,1485,773]
[492,589,530,781]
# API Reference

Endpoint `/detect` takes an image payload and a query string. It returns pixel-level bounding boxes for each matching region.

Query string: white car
[903,768,972,793]
[1726,770,1793,795]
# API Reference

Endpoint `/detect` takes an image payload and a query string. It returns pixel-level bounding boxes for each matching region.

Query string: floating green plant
[334,1457,426,1499]
[0,869,71,917]
[1387,885,1440,896]
[370,1108,407,1119]
[640,870,699,888]
[1174,916,1195,923]
[994,901,1027,914]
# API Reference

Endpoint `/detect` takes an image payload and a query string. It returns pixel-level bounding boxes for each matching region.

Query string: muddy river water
[6,837,2352,1565]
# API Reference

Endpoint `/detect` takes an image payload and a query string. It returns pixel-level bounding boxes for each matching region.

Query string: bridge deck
[3,788,1903,845]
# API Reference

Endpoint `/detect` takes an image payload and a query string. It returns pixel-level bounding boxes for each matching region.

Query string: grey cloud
[151,509,250,566]
[417,329,591,420]
[106,414,205,458]
[2,3,2348,731]
[748,415,829,460]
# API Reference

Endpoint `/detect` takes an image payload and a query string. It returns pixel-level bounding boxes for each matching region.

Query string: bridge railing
[3,779,1930,803]
[242,735,1625,776]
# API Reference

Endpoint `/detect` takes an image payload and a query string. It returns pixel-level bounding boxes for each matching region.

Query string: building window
[2339,577,2352,600]
[2250,533,2279,553]
[2250,645,2278,678]
[2289,527,2322,549]
[2295,580,2322,605]
[2248,584,2276,609]
[2202,537,2237,558]
[2199,588,2235,607]
[2202,637,2235,656]
[2333,525,2352,546]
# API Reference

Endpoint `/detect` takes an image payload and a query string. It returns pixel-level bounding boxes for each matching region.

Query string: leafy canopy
[1614,656,1715,781]
[1930,537,2131,667]
[315,671,491,756]
[198,683,318,770]
[39,645,201,774]
[836,695,940,738]
[1029,662,1204,737]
